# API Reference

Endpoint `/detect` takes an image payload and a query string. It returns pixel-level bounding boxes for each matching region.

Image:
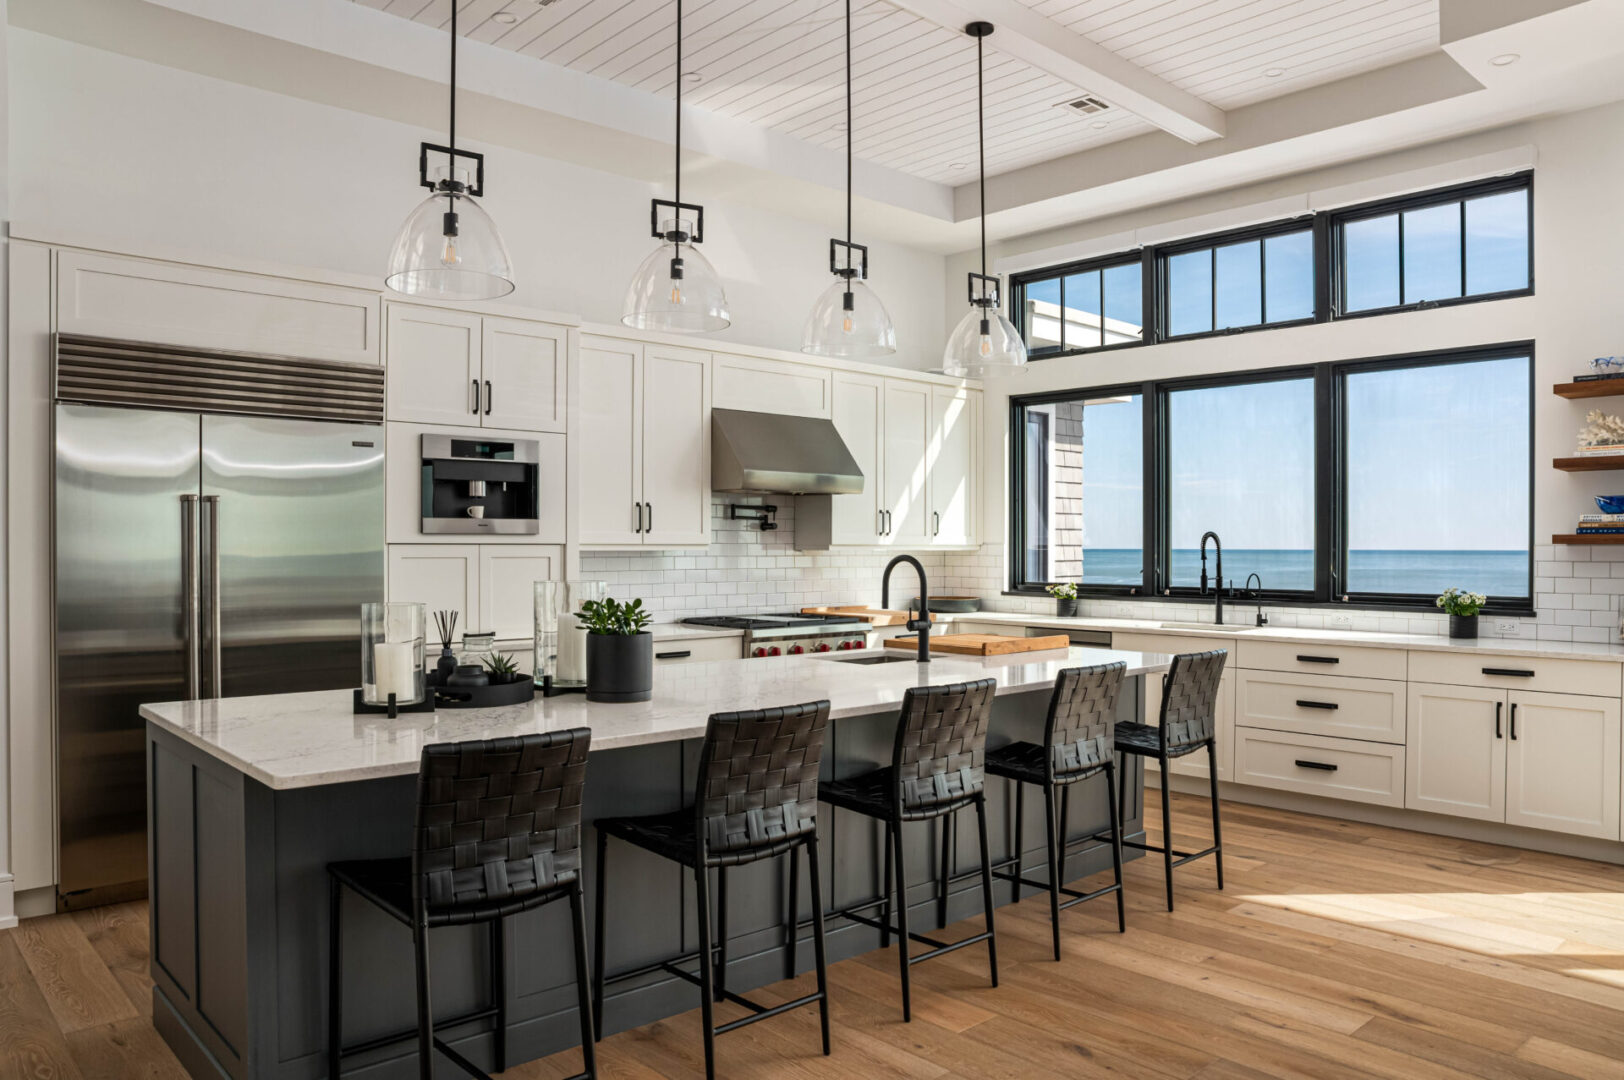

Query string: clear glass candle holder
[544,580,607,689]
[361,602,427,707]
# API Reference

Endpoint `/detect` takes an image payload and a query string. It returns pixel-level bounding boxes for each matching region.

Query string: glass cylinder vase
[548,580,608,690]
[361,602,427,707]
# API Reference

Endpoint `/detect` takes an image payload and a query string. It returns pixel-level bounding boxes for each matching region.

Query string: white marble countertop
[950,612,1624,662]
[140,646,1171,791]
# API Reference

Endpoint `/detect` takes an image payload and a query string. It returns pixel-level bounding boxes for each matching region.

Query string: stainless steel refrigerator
[54,403,384,910]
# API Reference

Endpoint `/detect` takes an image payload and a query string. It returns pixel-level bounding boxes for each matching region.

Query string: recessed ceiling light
[1491,53,1520,66]
[1091,120,1108,129]
[684,70,705,82]
[1263,67,1286,78]
[949,162,968,170]
[492,9,518,23]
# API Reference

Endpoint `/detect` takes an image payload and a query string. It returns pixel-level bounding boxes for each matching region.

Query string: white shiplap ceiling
[353,0,1438,185]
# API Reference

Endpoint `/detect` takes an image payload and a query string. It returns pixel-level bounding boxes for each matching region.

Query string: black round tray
[429,675,536,709]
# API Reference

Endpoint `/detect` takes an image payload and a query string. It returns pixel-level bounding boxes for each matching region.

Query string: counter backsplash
[584,504,1615,644]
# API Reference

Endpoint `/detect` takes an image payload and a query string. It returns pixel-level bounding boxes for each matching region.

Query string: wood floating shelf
[1554,380,1624,399]
[1552,534,1624,545]
[1552,456,1624,472]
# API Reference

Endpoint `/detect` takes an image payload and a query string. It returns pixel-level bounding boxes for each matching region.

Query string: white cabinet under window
[577,335,710,548]
[389,543,563,640]
[387,304,566,432]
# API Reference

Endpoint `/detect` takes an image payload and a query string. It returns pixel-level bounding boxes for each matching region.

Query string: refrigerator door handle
[204,494,223,697]
[181,494,201,700]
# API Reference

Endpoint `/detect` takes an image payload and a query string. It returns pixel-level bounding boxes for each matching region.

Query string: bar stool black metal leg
[715,867,729,1002]
[785,839,800,980]
[568,882,598,1079]
[891,820,913,1022]
[412,922,433,1080]
[974,794,998,987]
[1105,763,1125,933]
[936,814,952,930]
[1011,780,1024,904]
[327,877,342,1079]
[492,914,507,1072]
[1159,754,1175,912]
[1208,740,1224,891]
[694,861,719,1080]
[1061,784,1071,849]
[805,836,832,1057]
[591,828,608,1038]
[879,817,893,950]
[1042,784,1062,961]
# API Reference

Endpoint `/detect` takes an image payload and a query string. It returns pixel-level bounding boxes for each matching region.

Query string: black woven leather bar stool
[819,678,999,1023]
[592,701,832,1080]
[327,729,595,1080]
[984,662,1127,960]
[1114,649,1227,912]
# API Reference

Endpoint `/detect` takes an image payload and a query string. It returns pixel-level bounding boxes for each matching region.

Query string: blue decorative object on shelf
[1595,495,1624,514]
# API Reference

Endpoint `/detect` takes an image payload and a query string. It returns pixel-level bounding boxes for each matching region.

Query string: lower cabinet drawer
[1233,728,1405,808]
[653,636,743,665]
[1236,671,1405,743]
[1406,650,1622,698]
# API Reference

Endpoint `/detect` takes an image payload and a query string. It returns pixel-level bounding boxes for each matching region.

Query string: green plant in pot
[1046,581,1079,618]
[580,597,655,703]
[482,651,524,685]
[1436,587,1487,639]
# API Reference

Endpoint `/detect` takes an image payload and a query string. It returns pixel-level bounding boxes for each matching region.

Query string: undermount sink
[1157,622,1261,633]
[817,652,920,665]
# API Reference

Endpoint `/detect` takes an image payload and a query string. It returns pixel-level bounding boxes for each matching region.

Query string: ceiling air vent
[1057,94,1111,116]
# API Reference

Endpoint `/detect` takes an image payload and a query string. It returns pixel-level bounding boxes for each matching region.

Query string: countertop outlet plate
[1496,620,1519,633]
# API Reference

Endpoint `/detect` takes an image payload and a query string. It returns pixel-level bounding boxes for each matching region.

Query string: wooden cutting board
[800,605,935,626]
[884,633,1069,656]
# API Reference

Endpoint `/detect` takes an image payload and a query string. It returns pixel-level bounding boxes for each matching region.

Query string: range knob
[815,643,832,653]
[789,644,805,655]
[767,646,782,657]
[753,647,767,658]
[836,640,853,651]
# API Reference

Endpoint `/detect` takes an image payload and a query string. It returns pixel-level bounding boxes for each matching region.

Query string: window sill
[1000,590,1535,619]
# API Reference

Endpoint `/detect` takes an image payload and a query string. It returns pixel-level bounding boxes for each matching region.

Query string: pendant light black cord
[845,0,853,261]
[977,27,986,286]
[449,0,457,185]
[674,0,682,249]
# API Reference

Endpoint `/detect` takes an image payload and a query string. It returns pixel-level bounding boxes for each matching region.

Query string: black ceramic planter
[1056,597,1079,618]
[1449,614,1478,640]
[587,632,653,703]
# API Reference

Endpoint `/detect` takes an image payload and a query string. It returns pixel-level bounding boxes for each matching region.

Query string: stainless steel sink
[817,653,920,665]
[1157,622,1260,632]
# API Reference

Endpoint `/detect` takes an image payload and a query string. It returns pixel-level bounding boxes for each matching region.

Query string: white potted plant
[1436,587,1487,639]
[1046,581,1079,618]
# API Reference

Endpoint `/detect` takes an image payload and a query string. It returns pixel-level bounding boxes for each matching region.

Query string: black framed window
[1334,174,1532,316]
[1010,389,1144,592]
[1159,223,1316,340]
[1009,343,1535,612]
[1011,252,1144,359]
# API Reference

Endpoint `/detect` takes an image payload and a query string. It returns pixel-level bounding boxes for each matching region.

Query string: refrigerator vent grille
[55,334,386,423]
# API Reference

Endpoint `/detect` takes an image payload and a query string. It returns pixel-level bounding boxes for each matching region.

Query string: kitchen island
[141,645,1172,1080]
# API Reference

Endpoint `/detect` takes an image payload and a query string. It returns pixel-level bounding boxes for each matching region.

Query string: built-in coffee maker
[420,434,541,534]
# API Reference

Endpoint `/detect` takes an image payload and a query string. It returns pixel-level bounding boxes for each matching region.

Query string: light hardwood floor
[5,793,1623,1079]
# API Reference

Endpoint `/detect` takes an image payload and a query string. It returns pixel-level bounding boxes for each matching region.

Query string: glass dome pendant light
[943,21,1027,378]
[622,0,730,333]
[802,0,896,358]
[384,0,515,301]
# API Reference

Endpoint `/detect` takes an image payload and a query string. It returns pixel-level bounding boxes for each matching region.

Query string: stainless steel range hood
[711,407,864,495]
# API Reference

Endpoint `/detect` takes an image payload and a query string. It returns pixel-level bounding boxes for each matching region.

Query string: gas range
[681,612,871,658]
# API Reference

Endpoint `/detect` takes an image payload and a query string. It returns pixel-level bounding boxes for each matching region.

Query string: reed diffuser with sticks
[432,610,459,681]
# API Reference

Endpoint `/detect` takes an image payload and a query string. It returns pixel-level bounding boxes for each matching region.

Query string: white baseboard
[0,875,15,930]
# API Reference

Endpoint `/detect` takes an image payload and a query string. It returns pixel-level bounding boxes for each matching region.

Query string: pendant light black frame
[648,0,707,288]
[826,0,871,317]
[966,21,998,339]
[414,0,486,241]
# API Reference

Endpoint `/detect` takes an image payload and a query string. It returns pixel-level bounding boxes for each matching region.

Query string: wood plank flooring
[3,794,1621,1079]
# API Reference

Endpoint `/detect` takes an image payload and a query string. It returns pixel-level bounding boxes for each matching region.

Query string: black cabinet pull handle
[1510,702,1518,740]
[645,502,652,532]
[655,650,691,660]
[471,378,480,414]
[484,379,493,415]
[1297,654,1339,664]
[877,509,884,536]
[1482,667,1535,678]
[1296,699,1339,711]
[1295,759,1338,772]
[1495,700,1503,739]
[634,502,643,533]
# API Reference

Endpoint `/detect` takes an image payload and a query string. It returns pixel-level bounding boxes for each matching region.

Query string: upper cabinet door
[1404,682,1506,823]
[829,373,884,545]
[882,381,932,547]
[386,305,483,427]
[928,386,976,547]
[482,317,567,433]
[641,346,711,547]
[577,336,644,546]
[1505,691,1621,840]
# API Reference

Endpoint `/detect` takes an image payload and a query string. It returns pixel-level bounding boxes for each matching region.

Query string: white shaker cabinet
[1405,682,1507,823]
[824,372,886,544]
[479,545,564,641]
[577,336,711,548]
[883,380,931,547]
[1504,691,1620,840]
[388,545,479,633]
[928,386,978,547]
[389,543,563,640]
[388,304,567,432]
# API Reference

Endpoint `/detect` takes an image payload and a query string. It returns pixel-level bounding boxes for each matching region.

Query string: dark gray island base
[144,660,1157,1080]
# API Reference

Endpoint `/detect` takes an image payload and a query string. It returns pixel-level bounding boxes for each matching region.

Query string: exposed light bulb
[670,282,683,305]
[980,333,993,358]
[441,236,461,267]
[842,315,854,334]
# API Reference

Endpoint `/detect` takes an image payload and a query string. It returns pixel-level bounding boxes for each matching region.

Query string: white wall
[955,100,1624,609]
[9,29,948,369]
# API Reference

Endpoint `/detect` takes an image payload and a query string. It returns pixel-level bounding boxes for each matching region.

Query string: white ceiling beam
[883,0,1226,144]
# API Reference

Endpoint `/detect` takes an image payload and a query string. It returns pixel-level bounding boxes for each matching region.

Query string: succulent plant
[483,651,521,680]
